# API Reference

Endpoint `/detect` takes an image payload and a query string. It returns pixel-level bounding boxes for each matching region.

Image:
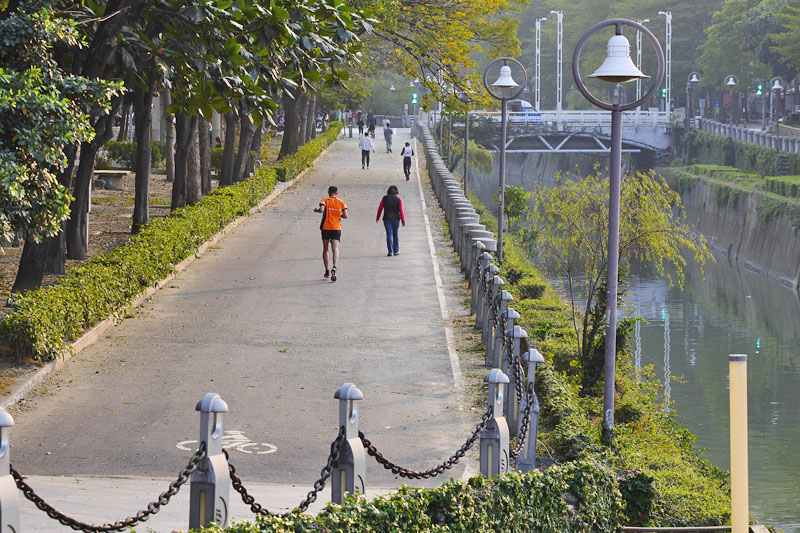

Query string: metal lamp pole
[725,75,738,125]
[770,77,785,135]
[535,17,547,110]
[483,58,528,264]
[572,19,664,440]
[659,11,672,116]
[686,72,700,129]
[635,19,649,104]
[551,11,563,129]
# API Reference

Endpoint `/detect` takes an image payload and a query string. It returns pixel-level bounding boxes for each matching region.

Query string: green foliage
[0,3,120,246]
[765,174,800,197]
[682,129,800,176]
[209,460,624,532]
[493,185,532,229]
[0,124,340,361]
[103,141,162,169]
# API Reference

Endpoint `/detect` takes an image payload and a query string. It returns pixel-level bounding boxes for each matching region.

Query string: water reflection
[626,251,800,531]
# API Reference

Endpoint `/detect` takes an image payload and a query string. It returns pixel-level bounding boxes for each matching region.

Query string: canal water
[625,252,800,531]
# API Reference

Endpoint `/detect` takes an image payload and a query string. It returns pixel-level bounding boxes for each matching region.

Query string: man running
[401,142,414,180]
[314,186,348,281]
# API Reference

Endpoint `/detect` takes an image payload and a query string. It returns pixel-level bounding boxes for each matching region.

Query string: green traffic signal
[756,84,763,95]
[411,93,418,104]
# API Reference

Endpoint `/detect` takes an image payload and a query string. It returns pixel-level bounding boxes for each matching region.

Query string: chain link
[359,406,493,479]
[511,382,536,460]
[11,443,206,533]
[228,426,346,517]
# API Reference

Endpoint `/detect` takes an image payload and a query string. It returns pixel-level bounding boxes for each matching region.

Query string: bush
[765,175,800,198]
[0,124,342,362]
[682,129,800,176]
[272,123,341,181]
[104,141,163,169]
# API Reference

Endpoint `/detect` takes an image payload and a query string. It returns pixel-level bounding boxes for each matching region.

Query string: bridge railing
[469,109,671,128]
[697,118,800,154]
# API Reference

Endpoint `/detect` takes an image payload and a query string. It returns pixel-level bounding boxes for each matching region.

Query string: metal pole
[464,109,469,195]
[603,108,623,437]
[660,12,672,116]
[447,110,452,166]
[497,97,507,263]
[686,83,691,129]
[636,23,643,102]
[535,18,544,110]
[553,11,563,129]
[729,354,749,533]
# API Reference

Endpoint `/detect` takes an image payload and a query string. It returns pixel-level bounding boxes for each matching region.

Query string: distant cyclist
[313,186,348,282]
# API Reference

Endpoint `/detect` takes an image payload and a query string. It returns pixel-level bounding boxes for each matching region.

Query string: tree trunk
[43,143,79,274]
[187,117,202,204]
[219,112,238,186]
[233,114,256,183]
[132,81,154,234]
[117,97,131,142]
[66,108,118,260]
[199,115,211,194]
[171,112,197,209]
[297,94,309,147]
[162,89,175,183]
[307,93,317,141]
[279,90,301,157]
[251,125,264,166]
[11,240,49,293]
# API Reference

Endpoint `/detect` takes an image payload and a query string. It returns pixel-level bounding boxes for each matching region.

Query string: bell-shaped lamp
[689,73,700,84]
[726,76,737,87]
[589,34,649,83]
[389,84,396,91]
[772,79,783,91]
[492,64,519,89]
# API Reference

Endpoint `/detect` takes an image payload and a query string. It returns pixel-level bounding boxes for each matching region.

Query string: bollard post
[470,242,487,304]
[480,369,510,478]
[504,326,528,436]
[729,355,749,533]
[492,308,520,369]
[477,264,499,328]
[516,348,545,473]
[472,251,491,316]
[488,294,515,368]
[332,383,366,504]
[0,410,19,532]
[481,276,504,345]
[189,393,231,529]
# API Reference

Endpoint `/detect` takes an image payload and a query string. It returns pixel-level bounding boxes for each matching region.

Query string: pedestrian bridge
[470,109,672,153]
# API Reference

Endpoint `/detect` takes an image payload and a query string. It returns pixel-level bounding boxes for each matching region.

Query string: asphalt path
[9,128,478,527]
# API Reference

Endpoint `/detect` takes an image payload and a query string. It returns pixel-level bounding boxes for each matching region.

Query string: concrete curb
[1,141,336,411]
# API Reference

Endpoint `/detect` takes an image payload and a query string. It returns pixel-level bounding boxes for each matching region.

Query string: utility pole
[535,17,547,111]
[550,10,563,129]
[659,11,672,116]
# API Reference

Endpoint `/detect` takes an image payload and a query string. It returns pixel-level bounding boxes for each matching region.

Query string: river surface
[625,252,800,530]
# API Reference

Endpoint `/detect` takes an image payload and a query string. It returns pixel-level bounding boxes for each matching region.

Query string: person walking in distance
[366,110,376,138]
[356,116,364,136]
[383,121,394,153]
[376,185,405,256]
[401,142,415,180]
[314,186,348,281]
[359,132,375,169]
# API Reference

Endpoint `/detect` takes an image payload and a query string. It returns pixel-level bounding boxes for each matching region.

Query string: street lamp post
[686,72,700,129]
[659,11,672,116]
[572,19,664,440]
[483,58,528,264]
[454,89,474,195]
[725,75,738,125]
[635,19,649,104]
[551,11,563,129]
[770,77,785,135]
[535,17,547,110]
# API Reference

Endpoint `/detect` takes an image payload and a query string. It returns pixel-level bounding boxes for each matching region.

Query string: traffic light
[756,84,763,96]
[411,93,418,104]
[661,88,667,98]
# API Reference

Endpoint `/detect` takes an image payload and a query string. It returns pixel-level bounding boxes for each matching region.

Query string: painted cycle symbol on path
[176,430,278,455]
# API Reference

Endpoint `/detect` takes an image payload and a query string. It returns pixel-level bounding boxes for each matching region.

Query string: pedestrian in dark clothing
[401,142,414,180]
[366,110,376,138]
[376,185,405,256]
[357,118,365,136]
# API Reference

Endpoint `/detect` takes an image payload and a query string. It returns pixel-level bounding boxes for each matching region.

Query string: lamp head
[726,76,737,87]
[492,64,519,89]
[772,79,783,91]
[389,84,396,91]
[588,34,649,83]
[689,73,700,83]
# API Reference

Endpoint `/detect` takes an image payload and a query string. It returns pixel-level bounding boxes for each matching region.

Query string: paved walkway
[8,128,477,530]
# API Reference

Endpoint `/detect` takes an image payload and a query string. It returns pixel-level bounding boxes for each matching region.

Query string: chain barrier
[511,382,536,460]
[359,406,493,479]
[228,426,346,517]
[10,443,206,533]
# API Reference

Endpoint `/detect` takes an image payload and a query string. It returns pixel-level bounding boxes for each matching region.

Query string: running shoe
[330,267,337,282]
[324,269,330,278]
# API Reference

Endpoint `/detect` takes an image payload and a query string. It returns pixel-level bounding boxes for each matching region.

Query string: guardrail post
[470,246,488,314]
[516,349,545,473]
[189,393,231,529]
[504,326,528,436]
[332,383,366,504]
[486,290,513,367]
[476,264,499,328]
[480,369,510,478]
[0,410,19,532]
[481,276,504,345]
[493,308,520,369]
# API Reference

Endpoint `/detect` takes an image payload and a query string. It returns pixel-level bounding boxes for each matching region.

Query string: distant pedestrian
[383,121,394,153]
[359,133,375,169]
[381,116,389,129]
[376,185,405,256]
[357,117,365,136]
[367,110,376,138]
[313,186,348,281]
[215,136,222,148]
[401,142,415,180]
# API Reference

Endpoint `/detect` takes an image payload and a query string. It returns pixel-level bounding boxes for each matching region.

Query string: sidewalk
[8,128,478,530]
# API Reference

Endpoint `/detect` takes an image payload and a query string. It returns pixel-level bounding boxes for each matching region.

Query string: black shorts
[321,230,341,241]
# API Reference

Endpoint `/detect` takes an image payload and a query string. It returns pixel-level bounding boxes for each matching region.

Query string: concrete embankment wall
[673,178,800,290]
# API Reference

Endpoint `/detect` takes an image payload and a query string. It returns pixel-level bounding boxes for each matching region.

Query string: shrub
[104,141,163,169]
[0,124,342,362]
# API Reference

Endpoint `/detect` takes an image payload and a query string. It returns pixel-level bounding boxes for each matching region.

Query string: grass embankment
[0,124,342,362]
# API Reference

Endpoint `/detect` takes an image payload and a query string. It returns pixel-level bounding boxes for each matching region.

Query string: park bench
[93,169,130,190]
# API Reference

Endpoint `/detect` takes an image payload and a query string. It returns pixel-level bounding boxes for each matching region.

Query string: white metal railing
[468,109,671,128]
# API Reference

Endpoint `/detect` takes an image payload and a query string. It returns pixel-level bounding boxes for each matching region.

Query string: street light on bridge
[572,19,664,441]
[686,72,701,129]
[770,77,785,134]
[483,58,527,264]
[725,75,738,125]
